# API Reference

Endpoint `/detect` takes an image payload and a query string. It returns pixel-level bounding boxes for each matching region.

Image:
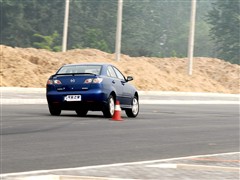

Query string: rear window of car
[57,65,102,75]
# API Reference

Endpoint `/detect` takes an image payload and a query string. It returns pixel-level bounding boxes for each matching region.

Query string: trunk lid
[53,74,95,91]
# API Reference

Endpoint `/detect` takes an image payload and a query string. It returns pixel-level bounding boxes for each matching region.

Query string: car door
[112,66,132,105]
[106,66,124,102]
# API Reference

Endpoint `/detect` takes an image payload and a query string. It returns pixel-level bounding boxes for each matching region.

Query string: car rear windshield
[57,65,102,75]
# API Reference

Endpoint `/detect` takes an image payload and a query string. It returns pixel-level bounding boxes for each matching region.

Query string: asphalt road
[1,104,239,174]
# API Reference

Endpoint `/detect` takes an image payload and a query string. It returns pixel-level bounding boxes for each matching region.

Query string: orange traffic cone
[112,100,123,121]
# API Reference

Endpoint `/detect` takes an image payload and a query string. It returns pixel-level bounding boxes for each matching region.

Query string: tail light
[84,78,93,84]
[47,79,62,85]
[84,78,103,84]
[93,78,103,83]
[53,80,62,84]
[47,80,53,85]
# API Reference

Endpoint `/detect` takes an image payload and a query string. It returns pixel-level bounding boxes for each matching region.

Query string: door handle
[121,81,125,85]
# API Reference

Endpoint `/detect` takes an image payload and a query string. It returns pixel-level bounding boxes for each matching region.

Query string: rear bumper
[46,89,108,110]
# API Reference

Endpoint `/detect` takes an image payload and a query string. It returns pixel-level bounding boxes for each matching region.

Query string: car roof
[63,63,112,67]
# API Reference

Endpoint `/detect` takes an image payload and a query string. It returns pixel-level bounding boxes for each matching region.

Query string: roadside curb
[1,87,239,104]
[138,91,240,97]
[1,87,239,97]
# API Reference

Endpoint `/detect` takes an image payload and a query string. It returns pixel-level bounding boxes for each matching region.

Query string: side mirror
[126,76,133,82]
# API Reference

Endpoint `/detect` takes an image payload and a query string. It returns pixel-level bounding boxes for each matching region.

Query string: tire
[125,96,139,118]
[103,95,115,118]
[48,104,61,116]
[76,109,88,117]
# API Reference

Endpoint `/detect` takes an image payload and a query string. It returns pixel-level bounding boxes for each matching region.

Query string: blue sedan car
[46,63,139,118]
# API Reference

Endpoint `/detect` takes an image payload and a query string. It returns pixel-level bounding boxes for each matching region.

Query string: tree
[1,0,216,58]
[68,0,116,51]
[207,0,240,64]
[32,31,61,51]
[121,0,213,57]
[1,0,34,46]
[82,28,110,52]
[1,0,64,48]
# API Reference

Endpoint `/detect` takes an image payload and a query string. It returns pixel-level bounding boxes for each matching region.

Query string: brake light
[84,78,103,84]
[53,80,62,84]
[47,79,62,85]
[84,78,93,84]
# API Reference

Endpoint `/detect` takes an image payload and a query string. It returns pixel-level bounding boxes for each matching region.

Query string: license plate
[64,95,81,101]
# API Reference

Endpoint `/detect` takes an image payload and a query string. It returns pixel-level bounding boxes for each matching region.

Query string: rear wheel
[103,95,115,118]
[76,109,88,117]
[48,104,61,116]
[125,96,139,117]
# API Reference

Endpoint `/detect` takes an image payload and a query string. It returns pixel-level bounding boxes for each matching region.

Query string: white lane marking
[1,152,239,177]
[147,163,177,169]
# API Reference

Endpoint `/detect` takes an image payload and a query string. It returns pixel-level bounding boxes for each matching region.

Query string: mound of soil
[1,45,239,94]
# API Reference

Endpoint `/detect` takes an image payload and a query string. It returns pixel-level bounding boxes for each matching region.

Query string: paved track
[1,104,239,174]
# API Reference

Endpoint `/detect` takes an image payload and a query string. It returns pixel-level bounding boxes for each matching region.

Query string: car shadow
[60,114,105,119]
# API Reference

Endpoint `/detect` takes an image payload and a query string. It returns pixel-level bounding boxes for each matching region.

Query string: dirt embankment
[1,45,239,94]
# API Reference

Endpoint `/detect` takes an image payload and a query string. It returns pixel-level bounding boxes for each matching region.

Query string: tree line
[1,0,239,64]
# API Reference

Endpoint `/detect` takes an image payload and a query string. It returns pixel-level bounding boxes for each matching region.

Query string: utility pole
[187,0,197,75]
[62,0,70,52]
[115,0,123,61]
